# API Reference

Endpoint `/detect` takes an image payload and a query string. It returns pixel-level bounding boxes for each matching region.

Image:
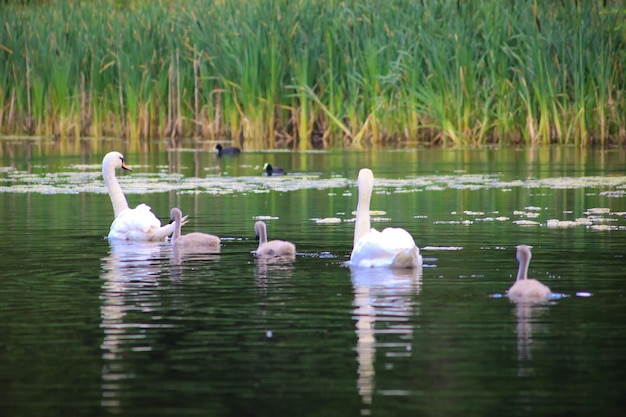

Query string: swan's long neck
[354,171,373,247]
[172,213,182,241]
[255,222,268,247]
[103,164,129,218]
[516,248,531,281]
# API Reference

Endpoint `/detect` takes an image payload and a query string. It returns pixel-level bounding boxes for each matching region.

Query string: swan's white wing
[350,227,422,268]
[108,204,175,241]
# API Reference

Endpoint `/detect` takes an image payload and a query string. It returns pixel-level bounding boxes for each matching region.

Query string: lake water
[1,139,626,416]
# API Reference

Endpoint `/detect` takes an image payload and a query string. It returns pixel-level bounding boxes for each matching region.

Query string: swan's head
[103,151,132,172]
[214,144,223,151]
[516,245,532,264]
[170,207,183,223]
[358,168,374,187]
[264,163,271,170]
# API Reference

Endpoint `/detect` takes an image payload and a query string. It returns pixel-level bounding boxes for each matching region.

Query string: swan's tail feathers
[150,215,187,241]
[391,247,422,269]
[147,223,178,242]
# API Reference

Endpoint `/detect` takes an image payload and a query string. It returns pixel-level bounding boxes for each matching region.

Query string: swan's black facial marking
[120,156,132,172]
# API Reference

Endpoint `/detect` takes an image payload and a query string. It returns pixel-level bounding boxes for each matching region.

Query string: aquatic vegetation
[422,246,463,251]
[546,219,587,228]
[0,1,624,146]
[1,167,625,195]
[1,163,625,232]
[513,220,541,226]
[311,217,342,224]
[514,211,541,218]
[253,215,279,221]
[585,207,611,215]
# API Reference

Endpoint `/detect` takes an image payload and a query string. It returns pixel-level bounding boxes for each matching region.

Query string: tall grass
[0,0,625,147]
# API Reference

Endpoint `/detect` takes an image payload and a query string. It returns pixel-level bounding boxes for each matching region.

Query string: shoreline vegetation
[1,0,625,148]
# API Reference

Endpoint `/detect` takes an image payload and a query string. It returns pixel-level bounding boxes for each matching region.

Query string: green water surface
[1,140,625,417]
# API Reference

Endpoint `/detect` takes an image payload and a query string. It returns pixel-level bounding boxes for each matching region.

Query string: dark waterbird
[215,143,241,156]
[263,163,286,176]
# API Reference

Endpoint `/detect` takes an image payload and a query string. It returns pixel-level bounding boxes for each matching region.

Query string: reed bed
[0,0,625,148]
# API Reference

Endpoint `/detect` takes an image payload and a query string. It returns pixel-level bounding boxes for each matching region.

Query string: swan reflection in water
[511,300,550,377]
[99,240,167,411]
[253,255,295,295]
[170,244,221,272]
[351,265,422,410]
[507,245,552,377]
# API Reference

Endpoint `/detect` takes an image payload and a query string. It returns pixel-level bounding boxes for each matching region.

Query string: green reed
[0,0,624,147]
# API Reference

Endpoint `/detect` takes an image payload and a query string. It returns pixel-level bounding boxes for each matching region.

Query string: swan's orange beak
[121,160,132,172]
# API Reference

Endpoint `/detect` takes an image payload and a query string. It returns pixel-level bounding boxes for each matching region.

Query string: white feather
[103,151,176,242]
[350,169,422,269]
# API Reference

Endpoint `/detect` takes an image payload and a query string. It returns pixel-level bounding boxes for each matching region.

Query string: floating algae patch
[370,217,392,222]
[351,210,387,216]
[546,219,585,228]
[0,167,625,197]
[70,163,101,170]
[178,175,350,195]
[311,217,342,224]
[0,169,344,195]
[0,171,102,194]
[585,207,611,215]
[433,220,474,225]
[529,176,626,190]
[513,210,541,218]
[253,215,279,221]
[600,190,626,197]
[513,220,541,226]
[422,246,463,251]
[373,174,626,193]
[589,224,626,231]
[519,205,626,230]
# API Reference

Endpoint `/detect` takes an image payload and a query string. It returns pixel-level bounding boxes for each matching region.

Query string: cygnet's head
[516,245,532,264]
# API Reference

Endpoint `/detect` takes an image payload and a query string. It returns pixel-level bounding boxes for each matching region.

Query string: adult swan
[350,168,422,268]
[103,151,179,241]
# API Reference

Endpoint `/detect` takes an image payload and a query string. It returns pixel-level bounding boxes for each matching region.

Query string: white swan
[507,245,552,301]
[254,221,296,258]
[170,207,220,250]
[103,151,180,241]
[350,168,422,268]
